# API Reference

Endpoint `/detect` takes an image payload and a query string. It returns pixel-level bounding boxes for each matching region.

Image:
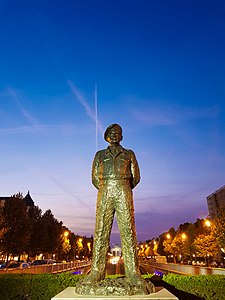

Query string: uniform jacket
[92,145,140,190]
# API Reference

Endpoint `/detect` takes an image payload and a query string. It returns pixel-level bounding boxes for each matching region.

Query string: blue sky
[0,0,224,243]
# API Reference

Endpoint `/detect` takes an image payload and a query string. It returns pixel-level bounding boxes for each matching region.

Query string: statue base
[51,287,178,300]
[75,277,155,296]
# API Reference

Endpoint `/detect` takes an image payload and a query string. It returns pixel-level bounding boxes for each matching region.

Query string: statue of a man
[84,124,146,288]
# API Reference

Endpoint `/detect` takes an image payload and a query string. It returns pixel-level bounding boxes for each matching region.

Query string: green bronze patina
[75,124,155,295]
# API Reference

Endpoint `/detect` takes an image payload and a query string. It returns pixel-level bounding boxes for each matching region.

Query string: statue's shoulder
[94,148,107,158]
[122,147,136,158]
[122,147,135,155]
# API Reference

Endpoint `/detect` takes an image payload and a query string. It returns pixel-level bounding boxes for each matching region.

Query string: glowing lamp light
[64,231,69,237]
[205,219,211,227]
[166,233,171,239]
[181,233,187,240]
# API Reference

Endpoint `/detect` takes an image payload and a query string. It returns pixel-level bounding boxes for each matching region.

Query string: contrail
[95,82,98,151]
[34,168,94,213]
[5,86,38,126]
[67,80,103,134]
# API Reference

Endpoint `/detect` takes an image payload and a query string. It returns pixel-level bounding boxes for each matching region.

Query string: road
[104,259,225,276]
[105,259,152,276]
[106,258,125,275]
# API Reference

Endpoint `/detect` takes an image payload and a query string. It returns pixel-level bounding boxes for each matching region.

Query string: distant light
[166,233,171,239]
[154,270,163,277]
[72,270,82,275]
[181,233,187,240]
[205,219,211,227]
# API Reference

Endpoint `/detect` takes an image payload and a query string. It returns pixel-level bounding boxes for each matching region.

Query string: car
[46,259,56,265]
[19,262,30,269]
[6,261,20,269]
[30,259,47,266]
[0,262,7,269]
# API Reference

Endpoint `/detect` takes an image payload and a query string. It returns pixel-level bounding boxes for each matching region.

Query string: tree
[194,232,219,265]
[163,238,174,257]
[0,194,30,261]
[65,232,76,260]
[165,233,188,263]
[183,223,197,262]
[144,242,155,257]
[25,205,43,259]
[57,228,71,260]
[38,209,63,258]
[158,227,176,256]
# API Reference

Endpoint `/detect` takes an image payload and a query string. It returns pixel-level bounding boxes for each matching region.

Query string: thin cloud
[0,123,93,136]
[35,168,94,213]
[67,80,104,134]
[130,101,220,127]
[5,87,39,126]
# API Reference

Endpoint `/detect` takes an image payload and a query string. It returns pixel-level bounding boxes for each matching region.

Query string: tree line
[139,207,225,266]
[0,193,92,262]
[1,193,225,266]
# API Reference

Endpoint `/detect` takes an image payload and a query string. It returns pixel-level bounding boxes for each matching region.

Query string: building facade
[207,185,225,219]
[111,244,122,257]
[0,191,34,209]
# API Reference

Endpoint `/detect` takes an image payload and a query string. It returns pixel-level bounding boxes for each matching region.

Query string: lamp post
[165,233,174,262]
[62,230,70,261]
[77,237,83,259]
[180,233,187,263]
[181,233,187,241]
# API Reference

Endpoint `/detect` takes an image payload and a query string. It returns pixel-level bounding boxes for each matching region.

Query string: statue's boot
[126,273,155,294]
[82,270,105,285]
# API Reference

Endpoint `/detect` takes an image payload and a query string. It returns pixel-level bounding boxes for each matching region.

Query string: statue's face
[107,127,122,144]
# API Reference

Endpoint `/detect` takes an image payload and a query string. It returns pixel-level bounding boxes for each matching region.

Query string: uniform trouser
[91,180,140,278]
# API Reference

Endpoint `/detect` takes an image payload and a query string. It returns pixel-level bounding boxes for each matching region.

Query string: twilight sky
[0,0,225,244]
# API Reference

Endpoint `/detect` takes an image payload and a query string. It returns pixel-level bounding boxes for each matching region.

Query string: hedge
[0,273,85,300]
[163,273,225,300]
[0,273,225,300]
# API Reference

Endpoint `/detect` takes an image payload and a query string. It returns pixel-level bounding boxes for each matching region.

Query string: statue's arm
[92,151,100,190]
[130,150,140,189]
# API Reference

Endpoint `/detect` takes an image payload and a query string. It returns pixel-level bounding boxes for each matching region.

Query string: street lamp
[181,233,187,240]
[166,233,171,239]
[205,219,211,227]
[64,231,69,237]
[87,242,91,253]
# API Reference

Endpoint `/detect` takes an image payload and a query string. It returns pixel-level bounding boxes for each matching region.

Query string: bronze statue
[78,124,154,295]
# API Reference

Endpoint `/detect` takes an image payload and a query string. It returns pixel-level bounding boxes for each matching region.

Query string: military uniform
[90,144,141,281]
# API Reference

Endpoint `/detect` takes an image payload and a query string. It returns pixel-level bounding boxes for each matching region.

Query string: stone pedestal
[51,287,178,300]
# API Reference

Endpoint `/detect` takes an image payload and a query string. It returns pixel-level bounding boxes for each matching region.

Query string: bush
[0,273,225,300]
[0,273,85,300]
[163,273,225,300]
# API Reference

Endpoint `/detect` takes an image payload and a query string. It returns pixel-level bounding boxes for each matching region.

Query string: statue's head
[104,124,123,144]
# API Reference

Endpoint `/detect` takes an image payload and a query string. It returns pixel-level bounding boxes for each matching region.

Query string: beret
[104,124,122,141]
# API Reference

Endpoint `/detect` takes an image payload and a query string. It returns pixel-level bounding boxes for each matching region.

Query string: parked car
[30,259,47,266]
[19,262,30,269]
[6,261,20,269]
[46,259,56,265]
[0,262,7,269]
[0,261,29,270]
